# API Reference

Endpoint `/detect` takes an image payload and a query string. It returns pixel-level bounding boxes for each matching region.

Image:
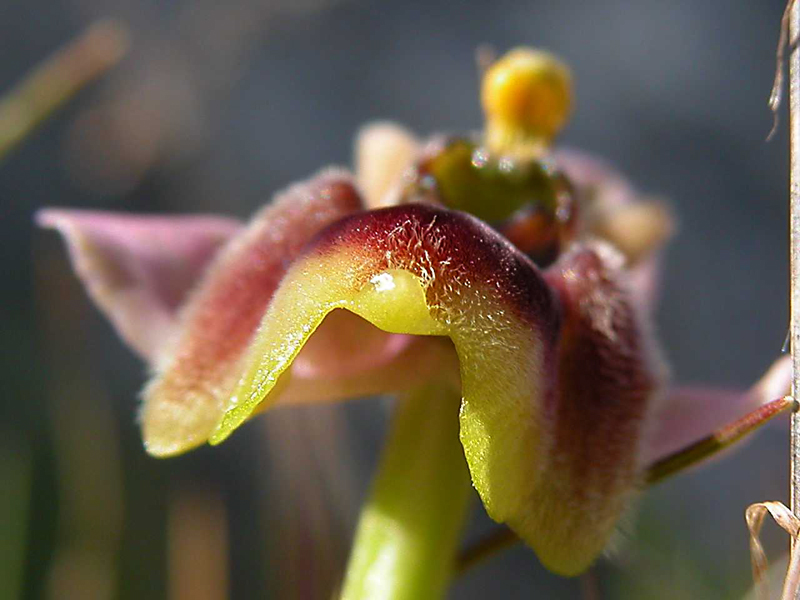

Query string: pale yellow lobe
[210,261,446,444]
[449,294,549,527]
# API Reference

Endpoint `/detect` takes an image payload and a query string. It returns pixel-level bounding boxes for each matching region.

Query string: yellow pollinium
[481,47,572,158]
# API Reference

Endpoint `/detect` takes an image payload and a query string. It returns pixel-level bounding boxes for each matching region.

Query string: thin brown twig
[740,5,800,599]
[789,2,800,600]
[768,0,796,141]
[646,396,794,486]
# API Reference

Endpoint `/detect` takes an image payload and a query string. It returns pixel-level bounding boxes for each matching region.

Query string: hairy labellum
[209,203,660,575]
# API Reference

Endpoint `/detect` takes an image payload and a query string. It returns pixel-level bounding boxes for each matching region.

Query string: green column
[341,382,472,600]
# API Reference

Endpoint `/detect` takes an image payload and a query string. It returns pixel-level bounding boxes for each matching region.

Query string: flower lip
[204,200,662,576]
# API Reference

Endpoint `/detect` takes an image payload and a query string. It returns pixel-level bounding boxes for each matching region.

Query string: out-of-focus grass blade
[168,490,229,600]
[0,437,31,600]
[0,19,128,162]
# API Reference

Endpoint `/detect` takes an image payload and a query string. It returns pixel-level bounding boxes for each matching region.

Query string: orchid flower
[38,48,793,598]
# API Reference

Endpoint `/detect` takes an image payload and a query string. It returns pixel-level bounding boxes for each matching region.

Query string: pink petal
[642,355,792,465]
[142,169,365,456]
[37,209,241,360]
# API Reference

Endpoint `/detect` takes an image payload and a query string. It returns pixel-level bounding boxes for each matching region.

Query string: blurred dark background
[1,0,793,598]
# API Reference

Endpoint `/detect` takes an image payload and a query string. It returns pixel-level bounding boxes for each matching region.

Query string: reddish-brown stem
[646,396,794,486]
[457,395,795,574]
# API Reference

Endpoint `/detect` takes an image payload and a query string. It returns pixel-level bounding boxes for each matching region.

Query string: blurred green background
[1,0,794,598]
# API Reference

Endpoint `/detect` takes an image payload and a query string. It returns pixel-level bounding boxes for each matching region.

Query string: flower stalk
[341,382,471,600]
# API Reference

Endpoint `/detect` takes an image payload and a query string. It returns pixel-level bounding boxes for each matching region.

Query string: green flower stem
[341,382,472,600]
